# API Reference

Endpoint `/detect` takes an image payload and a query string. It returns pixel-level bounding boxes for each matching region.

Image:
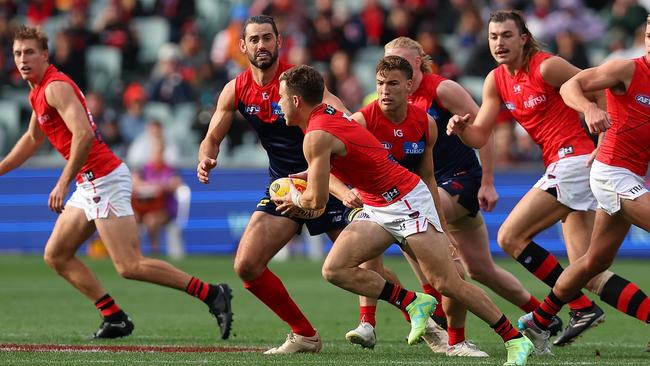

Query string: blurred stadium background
[0,0,648,256]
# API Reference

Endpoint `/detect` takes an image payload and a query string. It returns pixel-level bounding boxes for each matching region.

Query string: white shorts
[534,154,597,211]
[67,163,135,221]
[590,160,648,215]
[355,180,443,244]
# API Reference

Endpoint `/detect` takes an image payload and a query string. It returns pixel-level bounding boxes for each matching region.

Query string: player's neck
[410,71,423,93]
[383,105,407,124]
[504,56,525,76]
[250,61,280,86]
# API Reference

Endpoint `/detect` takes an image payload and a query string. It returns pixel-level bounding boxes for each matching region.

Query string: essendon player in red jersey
[518,16,650,353]
[447,10,650,350]
[2,26,232,340]
[274,64,534,365]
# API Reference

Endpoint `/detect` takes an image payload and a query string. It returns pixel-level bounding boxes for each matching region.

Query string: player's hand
[274,180,301,216]
[447,114,471,136]
[478,182,499,212]
[48,182,68,213]
[342,187,363,208]
[197,158,217,184]
[584,104,610,134]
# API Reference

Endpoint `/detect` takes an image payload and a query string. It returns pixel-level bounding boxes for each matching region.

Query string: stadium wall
[1,168,649,257]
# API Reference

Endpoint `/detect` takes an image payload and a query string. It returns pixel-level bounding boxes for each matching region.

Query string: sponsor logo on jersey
[324,105,336,115]
[557,145,574,159]
[404,141,425,155]
[381,187,401,202]
[271,102,284,116]
[513,84,522,93]
[37,114,51,125]
[262,92,270,100]
[523,94,547,109]
[505,102,516,111]
[244,104,260,115]
[381,141,392,150]
[635,94,650,107]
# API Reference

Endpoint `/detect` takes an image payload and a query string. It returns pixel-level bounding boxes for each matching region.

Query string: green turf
[0,254,648,365]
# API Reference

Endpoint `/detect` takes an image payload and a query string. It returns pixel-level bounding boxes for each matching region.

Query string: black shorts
[255,194,347,235]
[438,171,482,217]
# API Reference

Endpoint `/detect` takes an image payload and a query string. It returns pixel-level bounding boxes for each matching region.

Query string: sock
[423,283,446,319]
[448,327,465,346]
[378,282,416,312]
[533,290,566,329]
[520,295,541,313]
[491,314,522,342]
[360,306,377,327]
[244,268,316,337]
[95,294,125,321]
[516,241,593,311]
[185,277,218,303]
[600,274,650,323]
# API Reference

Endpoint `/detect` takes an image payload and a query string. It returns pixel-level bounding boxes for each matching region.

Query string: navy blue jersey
[235,61,307,180]
[409,73,482,178]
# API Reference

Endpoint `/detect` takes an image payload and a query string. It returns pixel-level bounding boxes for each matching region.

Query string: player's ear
[292,94,300,108]
[239,38,246,54]
[277,34,282,49]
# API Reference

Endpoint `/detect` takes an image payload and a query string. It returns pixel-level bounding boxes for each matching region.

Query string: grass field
[0,254,648,365]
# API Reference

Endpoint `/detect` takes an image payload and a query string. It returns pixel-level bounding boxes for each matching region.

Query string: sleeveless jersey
[306,104,420,207]
[493,52,595,166]
[409,73,481,178]
[235,61,306,180]
[28,65,121,183]
[598,57,650,176]
[361,101,429,173]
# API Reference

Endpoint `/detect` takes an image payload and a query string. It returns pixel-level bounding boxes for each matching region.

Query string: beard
[248,48,279,70]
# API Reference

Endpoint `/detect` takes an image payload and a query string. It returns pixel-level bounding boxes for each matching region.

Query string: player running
[4,26,232,340]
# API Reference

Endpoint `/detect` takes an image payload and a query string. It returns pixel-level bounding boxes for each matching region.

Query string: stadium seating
[85,45,122,95]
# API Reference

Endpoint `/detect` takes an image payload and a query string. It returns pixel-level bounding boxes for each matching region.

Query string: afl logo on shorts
[635,94,650,107]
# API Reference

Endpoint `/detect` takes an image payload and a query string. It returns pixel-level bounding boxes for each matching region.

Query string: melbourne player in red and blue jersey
[274,64,534,364]
[3,26,232,341]
[197,15,350,354]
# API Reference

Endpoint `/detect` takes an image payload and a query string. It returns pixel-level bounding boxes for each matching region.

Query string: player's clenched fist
[447,113,471,136]
[197,158,217,184]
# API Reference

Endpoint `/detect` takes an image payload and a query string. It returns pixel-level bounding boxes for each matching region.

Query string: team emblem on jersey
[513,84,522,93]
[505,102,516,111]
[403,141,424,155]
[381,141,392,150]
[635,94,650,107]
[244,104,260,115]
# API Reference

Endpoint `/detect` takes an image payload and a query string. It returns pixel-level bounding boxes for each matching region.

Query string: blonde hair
[384,37,433,74]
[12,25,49,51]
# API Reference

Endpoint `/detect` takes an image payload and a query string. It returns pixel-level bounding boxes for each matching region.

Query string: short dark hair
[376,55,413,80]
[242,15,279,39]
[279,65,324,105]
[489,10,542,69]
[12,25,48,51]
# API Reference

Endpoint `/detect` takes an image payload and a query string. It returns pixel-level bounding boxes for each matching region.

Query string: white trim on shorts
[355,180,443,244]
[67,163,135,221]
[590,160,648,215]
[533,154,597,211]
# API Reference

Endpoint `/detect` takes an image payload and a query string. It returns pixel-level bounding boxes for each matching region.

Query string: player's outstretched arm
[197,79,236,184]
[447,71,500,148]
[0,112,45,176]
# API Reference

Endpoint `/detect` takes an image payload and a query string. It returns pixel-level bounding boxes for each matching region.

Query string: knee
[43,250,65,272]
[466,266,490,284]
[114,260,141,280]
[321,261,343,285]
[497,227,525,257]
[233,257,264,282]
[584,255,612,278]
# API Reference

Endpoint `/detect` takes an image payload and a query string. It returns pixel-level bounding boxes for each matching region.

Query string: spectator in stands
[52,30,87,89]
[94,1,139,71]
[603,0,648,43]
[325,50,364,111]
[178,29,210,92]
[307,13,341,62]
[359,0,386,45]
[127,119,180,168]
[415,25,459,80]
[26,0,56,26]
[153,0,195,43]
[604,23,647,61]
[380,6,414,44]
[456,4,483,51]
[210,4,249,79]
[148,43,194,105]
[553,30,590,69]
[64,5,97,79]
[85,91,125,156]
[132,138,182,254]
[118,82,148,143]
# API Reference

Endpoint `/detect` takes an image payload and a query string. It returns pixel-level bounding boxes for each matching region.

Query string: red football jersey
[28,65,121,182]
[306,104,420,206]
[598,57,650,176]
[493,52,594,166]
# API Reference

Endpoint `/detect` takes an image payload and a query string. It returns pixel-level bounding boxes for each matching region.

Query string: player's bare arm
[46,81,94,212]
[197,79,236,184]
[349,111,367,129]
[438,79,498,211]
[447,71,500,148]
[560,60,635,134]
[0,112,44,175]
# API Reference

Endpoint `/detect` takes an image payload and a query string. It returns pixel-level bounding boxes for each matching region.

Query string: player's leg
[345,255,384,349]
